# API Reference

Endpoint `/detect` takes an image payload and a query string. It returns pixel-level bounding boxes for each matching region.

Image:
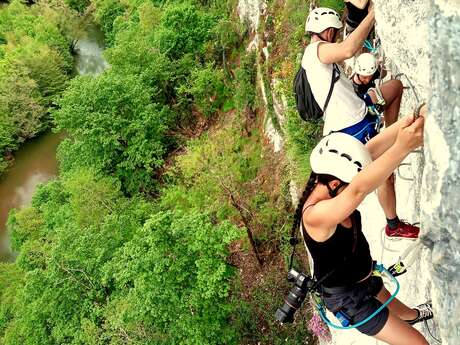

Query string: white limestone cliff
[239,0,459,344]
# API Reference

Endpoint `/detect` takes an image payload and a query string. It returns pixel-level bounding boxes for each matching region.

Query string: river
[0,22,108,262]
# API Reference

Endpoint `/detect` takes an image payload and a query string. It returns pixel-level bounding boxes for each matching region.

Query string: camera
[275,269,316,323]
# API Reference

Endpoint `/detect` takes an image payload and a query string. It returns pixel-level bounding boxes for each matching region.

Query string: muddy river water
[0,23,107,262]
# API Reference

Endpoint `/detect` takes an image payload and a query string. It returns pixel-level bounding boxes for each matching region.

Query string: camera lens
[285,286,306,309]
[275,304,295,323]
[275,272,311,324]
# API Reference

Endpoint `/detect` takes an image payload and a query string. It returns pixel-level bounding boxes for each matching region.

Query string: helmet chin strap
[326,181,346,197]
[317,28,336,43]
[357,74,367,85]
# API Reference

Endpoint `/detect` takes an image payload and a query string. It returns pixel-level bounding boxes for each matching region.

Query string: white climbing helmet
[305,7,343,34]
[354,53,378,76]
[310,133,372,183]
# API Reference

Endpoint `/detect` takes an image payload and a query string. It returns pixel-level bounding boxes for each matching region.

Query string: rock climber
[293,110,433,344]
[352,52,403,125]
[302,6,418,238]
[343,0,371,37]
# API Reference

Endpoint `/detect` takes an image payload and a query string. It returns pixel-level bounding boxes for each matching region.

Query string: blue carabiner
[363,39,375,53]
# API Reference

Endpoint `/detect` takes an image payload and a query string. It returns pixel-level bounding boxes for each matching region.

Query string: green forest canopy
[0,0,339,343]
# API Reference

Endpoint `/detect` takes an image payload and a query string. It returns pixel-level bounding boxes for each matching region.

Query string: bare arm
[317,9,375,64]
[346,0,369,10]
[366,105,427,159]
[304,116,424,240]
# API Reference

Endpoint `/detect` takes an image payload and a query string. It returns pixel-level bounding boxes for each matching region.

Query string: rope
[317,265,400,330]
[424,319,442,344]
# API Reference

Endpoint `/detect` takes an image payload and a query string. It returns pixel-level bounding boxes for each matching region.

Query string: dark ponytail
[288,172,340,270]
[288,172,317,270]
[290,172,317,242]
[290,173,339,239]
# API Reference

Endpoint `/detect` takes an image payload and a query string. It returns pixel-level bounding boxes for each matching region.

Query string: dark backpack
[293,63,340,121]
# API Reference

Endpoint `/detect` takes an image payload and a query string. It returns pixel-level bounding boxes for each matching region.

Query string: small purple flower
[308,312,332,343]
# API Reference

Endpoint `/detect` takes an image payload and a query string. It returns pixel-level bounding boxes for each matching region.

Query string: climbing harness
[316,264,400,330]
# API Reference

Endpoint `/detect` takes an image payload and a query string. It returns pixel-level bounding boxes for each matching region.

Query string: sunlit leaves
[54,72,170,194]
[2,169,240,344]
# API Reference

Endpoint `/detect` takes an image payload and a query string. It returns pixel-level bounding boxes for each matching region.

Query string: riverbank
[0,132,63,262]
[0,17,108,262]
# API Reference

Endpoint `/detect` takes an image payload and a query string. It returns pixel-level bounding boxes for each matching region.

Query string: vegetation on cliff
[1,0,343,343]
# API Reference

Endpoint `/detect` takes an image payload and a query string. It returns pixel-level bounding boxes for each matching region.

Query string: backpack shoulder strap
[322,63,341,113]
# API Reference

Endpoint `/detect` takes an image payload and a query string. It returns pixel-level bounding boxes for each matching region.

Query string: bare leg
[377,173,397,219]
[375,286,418,321]
[373,312,429,345]
[369,79,404,127]
[367,82,412,220]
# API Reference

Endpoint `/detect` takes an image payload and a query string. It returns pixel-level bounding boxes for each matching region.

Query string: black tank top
[346,1,370,28]
[302,210,373,287]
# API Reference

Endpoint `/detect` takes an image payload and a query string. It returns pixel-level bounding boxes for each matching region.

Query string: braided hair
[291,173,340,238]
[291,172,317,239]
[288,172,342,270]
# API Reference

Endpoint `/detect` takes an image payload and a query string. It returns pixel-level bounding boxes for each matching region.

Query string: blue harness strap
[337,113,381,144]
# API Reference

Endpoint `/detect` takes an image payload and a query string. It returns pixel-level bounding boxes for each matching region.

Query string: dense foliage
[1,170,240,344]
[54,72,171,194]
[0,0,341,343]
[1,0,252,344]
[0,0,77,174]
[54,0,242,195]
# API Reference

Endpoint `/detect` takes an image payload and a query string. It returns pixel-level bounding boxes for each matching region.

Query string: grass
[319,0,345,12]
[260,0,324,184]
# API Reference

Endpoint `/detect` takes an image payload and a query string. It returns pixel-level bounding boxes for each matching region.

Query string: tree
[178,63,227,118]
[234,52,257,135]
[0,64,47,144]
[2,170,241,345]
[154,2,216,60]
[104,22,173,105]
[92,0,127,46]
[2,170,152,344]
[103,210,241,345]
[3,39,68,106]
[53,71,171,195]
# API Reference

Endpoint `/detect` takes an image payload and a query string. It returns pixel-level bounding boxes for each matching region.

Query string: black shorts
[321,276,389,336]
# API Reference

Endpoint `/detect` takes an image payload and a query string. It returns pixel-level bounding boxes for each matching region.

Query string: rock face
[322,1,459,344]
[237,0,266,33]
[239,0,459,343]
[421,1,460,344]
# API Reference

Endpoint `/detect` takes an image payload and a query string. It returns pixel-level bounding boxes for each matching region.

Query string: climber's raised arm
[366,105,427,159]
[304,115,424,234]
[316,9,375,64]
